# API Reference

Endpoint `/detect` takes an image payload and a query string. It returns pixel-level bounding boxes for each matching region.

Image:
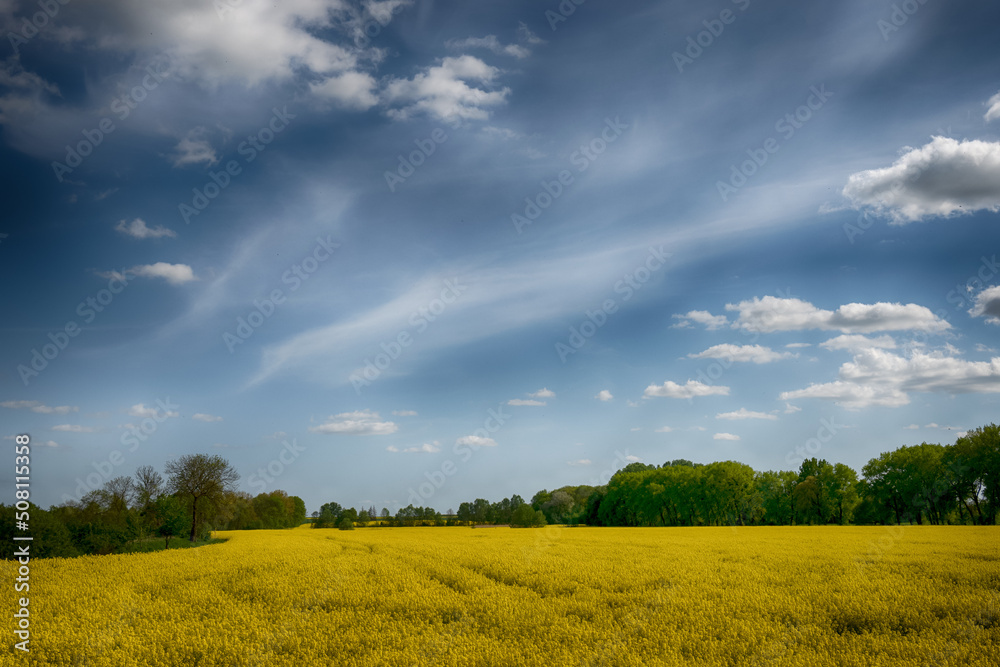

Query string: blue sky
[2,0,1000,514]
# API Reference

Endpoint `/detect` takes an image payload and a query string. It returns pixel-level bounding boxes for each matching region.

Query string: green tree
[164,454,240,541]
[511,503,546,527]
[154,495,191,549]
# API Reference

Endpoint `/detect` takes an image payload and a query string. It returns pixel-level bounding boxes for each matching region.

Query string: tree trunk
[190,497,199,542]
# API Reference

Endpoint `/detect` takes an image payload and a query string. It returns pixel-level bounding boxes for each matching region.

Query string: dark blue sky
[2,0,999,513]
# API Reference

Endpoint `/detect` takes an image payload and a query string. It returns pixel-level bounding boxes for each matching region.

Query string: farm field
[5,525,999,666]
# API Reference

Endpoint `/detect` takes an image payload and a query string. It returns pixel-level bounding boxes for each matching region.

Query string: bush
[338,518,355,531]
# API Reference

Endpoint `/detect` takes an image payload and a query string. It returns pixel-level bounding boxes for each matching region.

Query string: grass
[119,535,226,554]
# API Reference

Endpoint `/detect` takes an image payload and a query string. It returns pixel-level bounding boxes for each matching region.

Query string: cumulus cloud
[671,310,728,330]
[129,403,179,418]
[115,218,177,239]
[383,55,510,122]
[713,433,741,441]
[169,129,218,167]
[596,390,614,401]
[388,440,441,453]
[688,344,797,364]
[716,408,778,421]
[129,262,198,285]
[192,413,223,422]
[780,347,1000,409]
[455,434,497,448]
[529,388,555,398]
[819,334,897,351]
[644,380,729,399]
[446,35,530,59]
[392,410,418,416]
[310,70,379,110]
[310,410,397,435]
[508,399,545,406]
[363,0,412,25]
[969,286,1000,325]
[842,137,1000,222]
[1,400,78,414]
[726,296,949,334]
[985,91,1000,123]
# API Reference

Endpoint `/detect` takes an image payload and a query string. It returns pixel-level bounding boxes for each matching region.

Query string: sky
[2,0,999,515]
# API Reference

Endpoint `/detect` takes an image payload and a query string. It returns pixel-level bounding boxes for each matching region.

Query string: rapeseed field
[5,525,998,666]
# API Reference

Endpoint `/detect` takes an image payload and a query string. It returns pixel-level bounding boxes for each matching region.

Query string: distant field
[7,526,999,666]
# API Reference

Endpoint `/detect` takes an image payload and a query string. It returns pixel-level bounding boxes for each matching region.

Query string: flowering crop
[3,526,998,665]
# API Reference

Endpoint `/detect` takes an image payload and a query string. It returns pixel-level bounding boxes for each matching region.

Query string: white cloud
[785,343,811,349]
[976,343,998,353]
[192,413,223,422]
[529,388,555,398]
[169,128,217,167]
[655,426,673,433]
[388,440,441,453]
[969,286,1000,325]
[625,455,640,462]
[596,390,614,401]
[820,334,897,351]
[985,91,1000,123]
[52,424,98,433]
[842,137,1000,222]
[129,403,179,419]
[779,347,1000,409]
[688,344,797,364]
[115,218,177,239]
[904,424,919,430]
[713,433,741,441]
[392,410,418,417]
[508,399,546,406]
[784,403,801,414]
[716,408,778,421]
[310,410,397,435]
[726,296,949,334]
[57,1,359,89]
[383,55,510,122]
[517,21,545,46]
[310,70,379,110]
[363,0,412,25]
[1,400,78,414]
[455,434,497,448]
[671,310,728,330]
[644,380,729,399]
[37,440,59,448]
[446,35,530,59]
[568,459,592,466]
[130,262,198,285]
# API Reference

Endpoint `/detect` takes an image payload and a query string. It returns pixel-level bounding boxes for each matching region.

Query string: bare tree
[134,465,164,508]
[164,454,240,541]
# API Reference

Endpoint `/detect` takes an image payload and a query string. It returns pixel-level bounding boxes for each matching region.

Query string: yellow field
[4,525,998,666]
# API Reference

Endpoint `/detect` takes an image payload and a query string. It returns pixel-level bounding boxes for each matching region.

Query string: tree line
[545,424,999,527]
[311,423,997,529]
[1,454,306,558]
